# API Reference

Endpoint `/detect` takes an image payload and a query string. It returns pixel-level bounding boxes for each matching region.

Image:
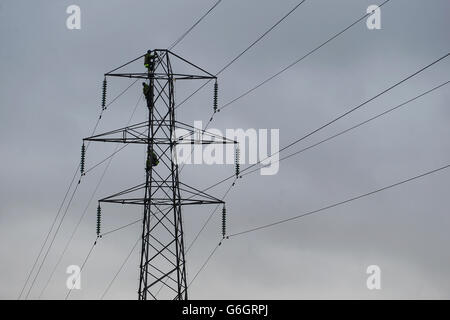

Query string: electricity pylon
[84,49,236,300]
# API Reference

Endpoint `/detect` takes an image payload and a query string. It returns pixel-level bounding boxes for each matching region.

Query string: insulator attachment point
[80,143,86,175]
[96,203,102,236]
[213,81,218,112]
[222,204,227,238]
[101,78,107,110]
[235,147,240,178]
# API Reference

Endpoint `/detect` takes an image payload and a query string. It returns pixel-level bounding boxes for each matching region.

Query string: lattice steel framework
[84,49,235,300]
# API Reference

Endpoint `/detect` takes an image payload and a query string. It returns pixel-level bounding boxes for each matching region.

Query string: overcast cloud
[1,0,450,299]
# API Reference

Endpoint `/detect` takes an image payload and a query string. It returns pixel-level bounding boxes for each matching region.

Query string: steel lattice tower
[84,49,236,300]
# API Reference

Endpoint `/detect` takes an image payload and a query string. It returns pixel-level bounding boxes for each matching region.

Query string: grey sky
[1,0,449,299]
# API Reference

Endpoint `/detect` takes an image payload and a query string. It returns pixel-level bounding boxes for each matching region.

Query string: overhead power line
[23,181,81,299]
[172,76,450,282]
[245,52,449,174]
[65,237,99,300]
[176,0,308,175]
[18,79,139,300]
[184,52,449,196]
[186,178,237,253]
[17,164,78,300]
[201,52,450,190]
[218,0,392,112]
[168,0,223,50]
[229,163,450,238]
[242,80,450,177]
[37,94,144,299]
[177,79,450,288]
[180,0,392,172]
[189,160,450,288]
[190,79,450,260]
[187,240,223,289]
[100,237,140,300]
[184,163,450,294]
[24,90,142,300]
[175,0,308,110]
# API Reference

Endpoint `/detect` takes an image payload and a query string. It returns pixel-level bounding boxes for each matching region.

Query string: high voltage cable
[176,0,308,173]
[242,80,450,176]
[24,92,142,300]
[199,52,450,191]
[103,79,139,111]
[188,161,450,286]
[175,0,308,110]
[179,0,394,178]
[17,164,78,300]
[187,101,450,285]
[217,0,392,113]
[187,240,223,289]
[242,52,449,175]
[176,78,450,286]
[23,181,81,299]
[84,144,130,174]
[182,184,236,292]
[18,99,108,299]
[65,237,99,300]
[181,0,391,171]
[100,218,142,238]
[168,0,223,50]
[194,78,450,238]
[18,80,138,299]
[181,79,450,261]
[216,0,307,76]
[186,178,237,252]
[229,163,450,238]
[38,166,107,299]
[100,237,140,300]
[37,94,144,299]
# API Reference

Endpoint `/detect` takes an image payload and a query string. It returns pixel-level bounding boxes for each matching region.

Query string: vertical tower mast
[84,50,236,300]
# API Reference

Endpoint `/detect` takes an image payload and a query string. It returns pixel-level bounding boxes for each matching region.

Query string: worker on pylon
[144,50,155,71]
[146,151,159,170]
[142,82,150,97]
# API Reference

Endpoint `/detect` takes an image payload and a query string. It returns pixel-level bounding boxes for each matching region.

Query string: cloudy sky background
[1,0,450,299]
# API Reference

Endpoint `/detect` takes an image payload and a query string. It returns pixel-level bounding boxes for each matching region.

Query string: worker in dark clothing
[144,50,155,71]
[142,82,150,97]
[146,151,159,170]
[144,50,152,68]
